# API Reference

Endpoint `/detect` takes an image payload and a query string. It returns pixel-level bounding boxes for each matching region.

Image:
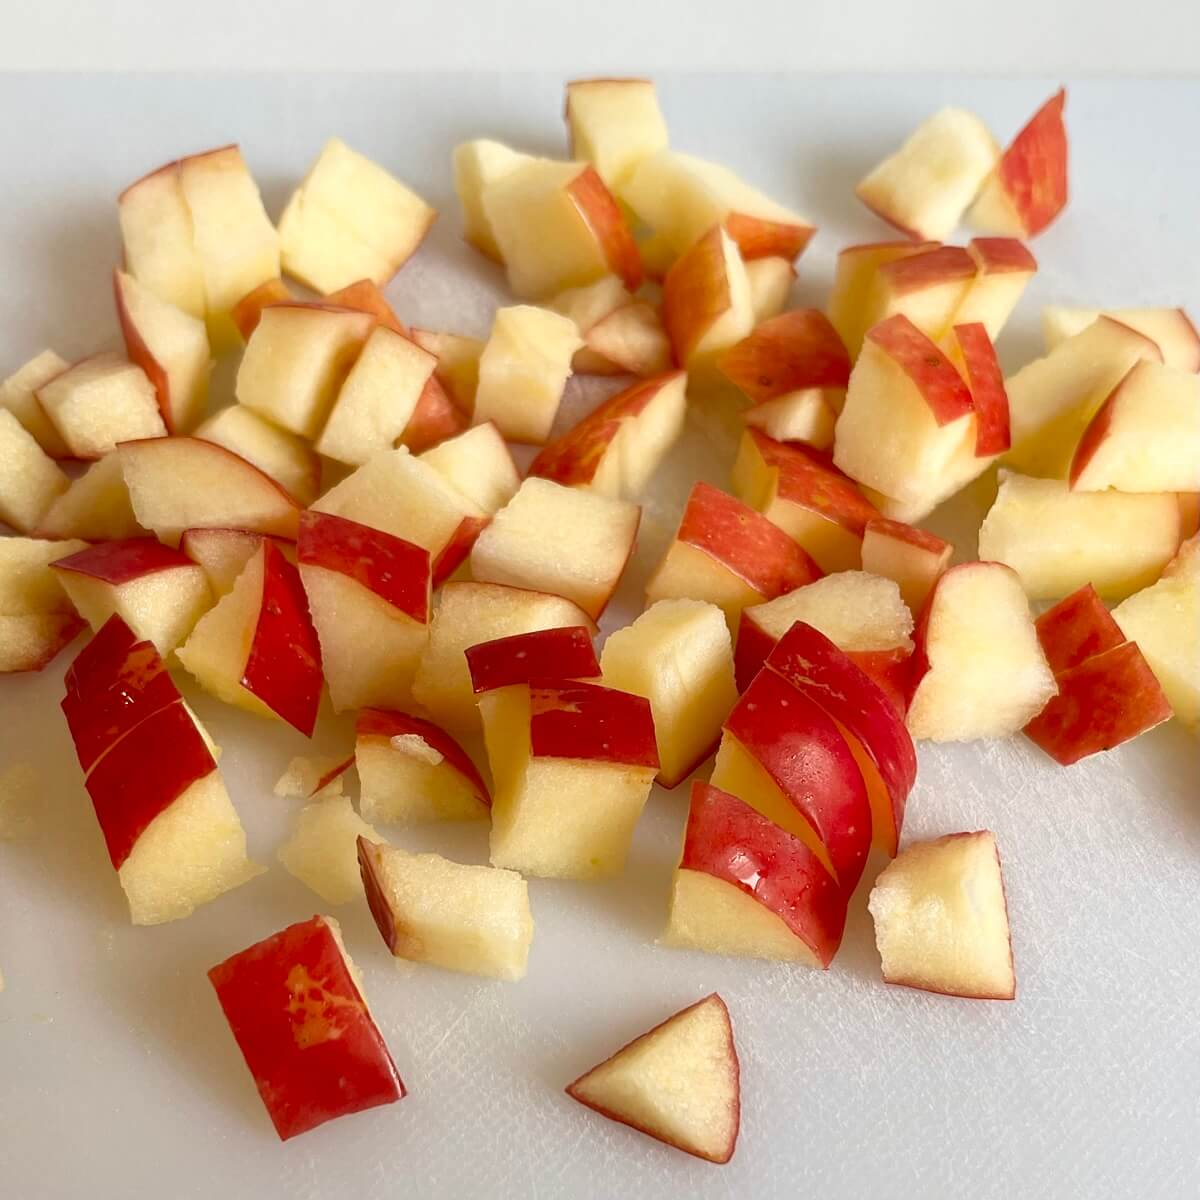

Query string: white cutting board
[0,74,1197,1200]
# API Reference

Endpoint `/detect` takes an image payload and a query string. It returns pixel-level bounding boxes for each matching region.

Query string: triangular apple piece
[566,993,740,1164]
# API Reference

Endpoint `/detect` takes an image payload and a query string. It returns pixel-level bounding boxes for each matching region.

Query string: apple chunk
[419,423,520,516]
[565,78,669,189]
[662,225,754,367]
[664,781,846,967]
[358,839,533,981]
[452,139,533,261]
[208,915,405,1141]
[195,405,321,506]
[278,797,383,905]
[868,831,1015,999]
[35,452,144,542]
[0,536,86,673]
[860,518,952,614]
[565,993,740,1165]
[1042,305,1200,372]
[601,599,738,788]
[947,238,1037,341]
[0,408,67,534]
[0,348,70,457]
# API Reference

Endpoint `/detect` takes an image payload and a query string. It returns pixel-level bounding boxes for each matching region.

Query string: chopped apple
[662,226,755,367]
[860,517,953,614]
[298,509,430,712]
[731,429,882,571]
[945,238,1037,341]
[600,599,738,787]
[565,992,740,1165]
[177,540,323,735]
[452,139,534,262]
[208,915,405,1140]
[472,305,583,444]
[465,625,600,694]
[230,278,295,341]
[1069,361,1200,493]
[36,353,165,460]
[322,278,408,334]
[0,613,84,673]
[278,797,383,905]
[1034,584,1125,676]
[278,137,435,292]
[907,561,1057,741]
[745,256,796,322]
[195,405,321,507]
[34,453,143,542]
[411,329,484,412]
[412,581,595,732]
[470,476,639,621]
[664,781,846,966]
[528,371,687,499]
[273,754,352,800]
[180,527,270,597]
[483,159,642,299]
[978,470,1183,600]
[0,408,67,533]
[51,538,212,656]
[0,349,70,457]
[549,277,670,377]
[419,423,520,516]
[0,536,86,672]
[856,107,999,241]
[1042,305,1200,372]
[565,78,669,189]
[356,708,490,824]
[358,839,533,981]
[969,90,1068,238]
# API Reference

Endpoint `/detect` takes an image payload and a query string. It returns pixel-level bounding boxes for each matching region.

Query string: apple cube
[1042,305,1200,372]
[181,528,271,597]
[230,278,295,341]
[907,561,1057,741]
[411,329,484,413]
[208,915,405,1140]
[195,404,321,506]
[472,305,583,444]
[0,408,67,533]
[411,581,595,732]
[664,781,846,966]
[968,90,1067,238]
[549,277,669,377]
[358,839,533,981]
[419,422,520,516]
[565,993,740,1165]
[356,708,490,824]
[600,599,738,787]
[745,256,796,322]
[51,538,213,656]
[868,831,1015,999]
[662,226,754,367]
[856,107,999,241]
[0,349,70,456]
[860,518,952,615]
[278,797,383,905]
[946,238,1037,341]
[645,481,822,629]
[177,540,323,735]
[36,353,165,460]
[529,371,687,499]
[469,476,639,621]
[1034,584,1125,675]
[978,470,1183,600]
[452,139,534,262]
[278,138,434,292]
[0,536,86,673]
[1070,361,1200,493]
[35,452,143,543]
[565,78,669,189]
[298,509,430,712]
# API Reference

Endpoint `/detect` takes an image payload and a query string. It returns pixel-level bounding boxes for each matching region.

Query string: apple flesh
[358,839,533,981]
[35,452,145,542]
[278,797,383,905]
[565,78,669,189]
[466,625,600,694]
[662,225,754,367]
[0,613,85,673]
[565,992,740,1165]
[0,408,67,533]
[273,754,353,800]
[356,708,490,824]
[180,527,271,598]
[452,139,534,261]
[856,245,979,352]
[0,536,87,673]
[860,517,953,614]
[230,278,294,341]
[946,238,1037,341]
[600,599,738,787]
[195,404,321,507]
[1042,305,1200,372]
[0,348,71,457]
[419,422,520,516]
[411,328,485,413]
[278,137,435,292]
[208,915,405,1140]
[745,256,796,322]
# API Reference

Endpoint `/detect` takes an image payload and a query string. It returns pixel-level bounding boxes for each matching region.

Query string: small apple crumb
[0,762,37,840]
[273,755,348,800]
[389,734,444,766]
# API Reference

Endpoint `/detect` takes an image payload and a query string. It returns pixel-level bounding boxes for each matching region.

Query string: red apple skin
[231,279,295,341]
[323,279,408,336]
[968,237,1037,275]
[717,309,850,402]
[733,613,778,693]
[682,781,847,967]
[113,269,177,431]
[313,756,354,795]
[866,315,975,425]
[529,370,686,487]
[51,537,195,586]
[61,615,180,773]
[529,680,659,768]
[997,89,1068,237]
[765,620,918,848]
[725,667,872,894]
[1024,641,1171,766]
[242,541,324,737]
[208,915,405,1141]
[399,375,468,453]
[1034,583,1126,675]
[356,708,491,807]
[431,515,490,587]
[951,322,1011,455]
[566,165,643,291]
[724,212,814,263]
[678,482,823,598]
[865,515,949,556]
[663,226,731,364]
[298,510,431,623]
[880,245,976,296]
[84,700,217,868]
[466,626,600,694]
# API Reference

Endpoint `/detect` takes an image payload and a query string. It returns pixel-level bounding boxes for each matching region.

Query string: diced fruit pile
[1,77,1196,1164]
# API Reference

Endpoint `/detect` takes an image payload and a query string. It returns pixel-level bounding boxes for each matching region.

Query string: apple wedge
[278,797,383,905]
[195,405,321,507]
[662,225,754,367]
[0,408,67,533]
[0,349,70,456]
[230,278,294,341]
[1042,305,1200,372]
[565,993,740,1165]
[419,423,520,517]
[180,527,272,598]
[1033,584,1125,676]
[465,625,600,694]
[565,78,669,189]
[358,839,533,981]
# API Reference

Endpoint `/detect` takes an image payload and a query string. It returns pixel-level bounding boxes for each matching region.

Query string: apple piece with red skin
[662,226,754,367]
[35,452,145,542]
[177,540,323,735]
[180,527,275,598]
[580,300,671,378]
[195,405,321,508]
[528,371,687,500]
[323,278,408,335]
[50,537,213,656]
[274,754,355,800]
[230,278,295,341]
[860,517,953,615]
[1033,584,1125,675]
[717,308,850,403]
[208,915,405,1141]
[419,422,520,516]
[529,680,660,766]
[411,329,484,414]
[946,238,1037,341]
[466,626,600,695]
[969,90,1067,238]
[565,992,740,1166]
[664,781,848,967]
[949,322,1010,455]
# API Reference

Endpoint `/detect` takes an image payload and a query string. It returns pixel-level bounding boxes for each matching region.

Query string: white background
[0,42,1197,1200]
